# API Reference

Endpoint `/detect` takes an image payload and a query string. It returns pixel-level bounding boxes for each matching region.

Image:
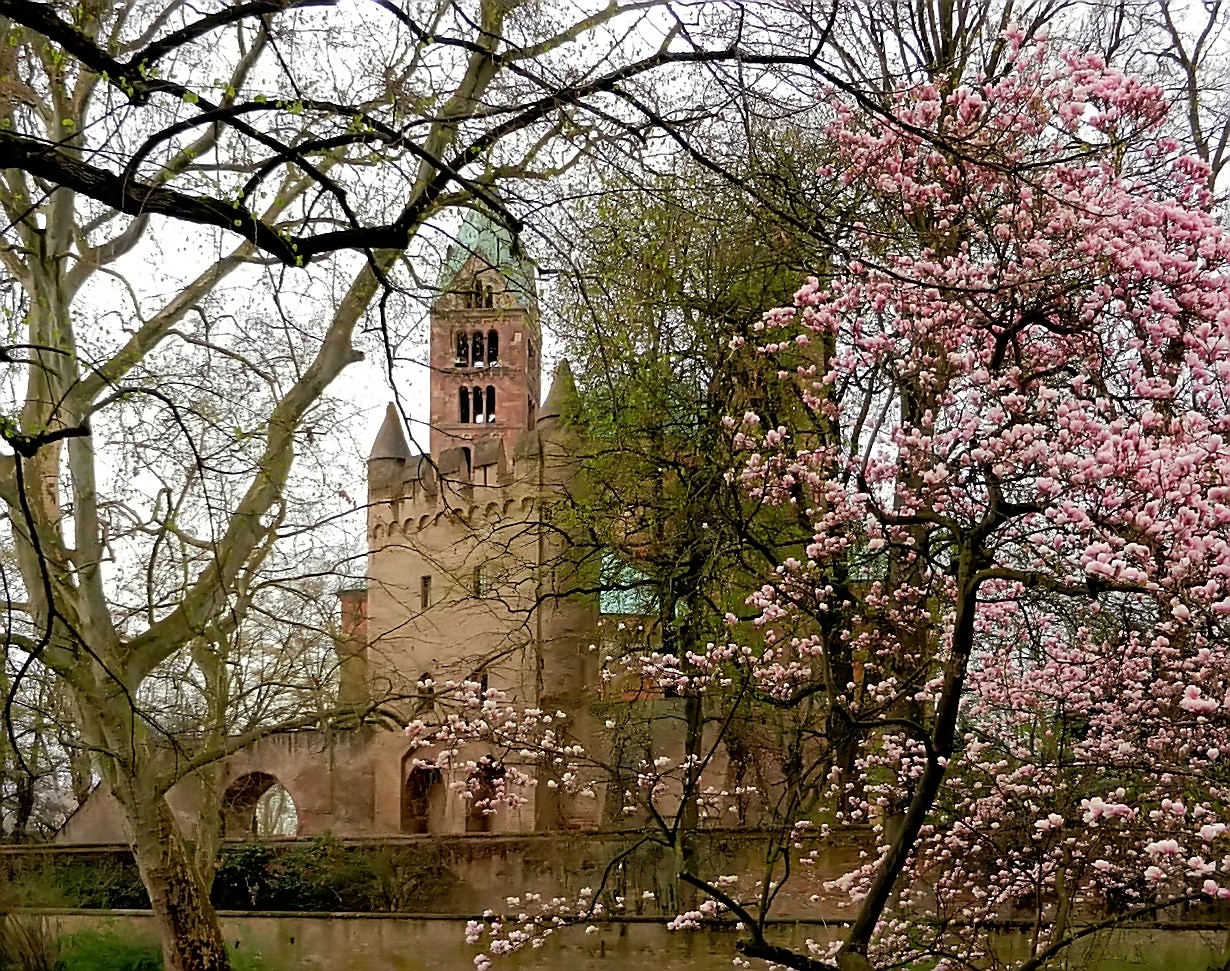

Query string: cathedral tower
[429,209,541,460]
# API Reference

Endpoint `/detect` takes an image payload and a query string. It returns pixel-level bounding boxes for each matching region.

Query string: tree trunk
[125,790,230,971]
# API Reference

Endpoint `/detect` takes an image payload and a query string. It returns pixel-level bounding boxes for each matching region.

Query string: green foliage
[552,157,825,641]
[50,861,148,910]
[211,838,456,912]
[0,840,455,915]
[0,856,148,911]
[211,842,274,909]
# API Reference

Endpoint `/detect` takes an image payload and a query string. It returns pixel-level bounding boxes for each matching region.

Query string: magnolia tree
[461,35,1230,971]
[0,0,798,968]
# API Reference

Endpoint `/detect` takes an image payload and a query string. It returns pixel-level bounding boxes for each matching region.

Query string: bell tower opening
[429,208,540,459]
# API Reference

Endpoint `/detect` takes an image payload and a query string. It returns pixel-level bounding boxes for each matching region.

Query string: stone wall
[27,912,1230,971]
[5,831,869,920]
[56,730,385,843]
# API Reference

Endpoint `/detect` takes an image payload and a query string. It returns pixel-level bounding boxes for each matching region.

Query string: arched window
[472,330,485,368]
[454,332,468,367]
[484,284,494,309]
[487,329,499,366]
[486,386,495,422]
[458,387,470,423]
[472,279,484,308]
[472,386,483,424]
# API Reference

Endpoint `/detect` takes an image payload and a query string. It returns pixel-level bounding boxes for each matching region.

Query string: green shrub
[0,869,67,912]
[212,843,276,910]
[0,854,148,911]
[212,838,456,911]
[52,860,148,909]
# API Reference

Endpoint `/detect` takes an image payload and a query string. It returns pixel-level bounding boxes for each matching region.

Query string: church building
[57,210,617,842]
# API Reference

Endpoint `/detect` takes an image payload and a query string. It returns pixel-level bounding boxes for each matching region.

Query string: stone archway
[221,771,300,838]
[400,754,442,834]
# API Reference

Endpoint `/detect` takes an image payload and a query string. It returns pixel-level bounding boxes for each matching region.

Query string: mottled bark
[122,788,229,971]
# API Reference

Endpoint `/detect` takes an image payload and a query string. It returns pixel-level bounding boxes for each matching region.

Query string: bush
[0,839,458,915]
[52,861,148,910]
[0,854,148,911]
[211,843,276,910]
[212,838,456,911]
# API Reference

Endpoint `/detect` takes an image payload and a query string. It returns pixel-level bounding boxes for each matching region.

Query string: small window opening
[486,386,495,423]
[487,329,499,366]
[479,672,489,695]
[420,575,432,610]
[528,340,536,363]
[472,330,485,368]
[459,387,470,423]
[472,386,484,424]
[484,284,494,309]
[527,397,536,429]
[454,332,469,367]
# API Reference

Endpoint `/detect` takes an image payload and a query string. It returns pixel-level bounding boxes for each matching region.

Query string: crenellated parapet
[371,494,540,542]
[366,363,581,544]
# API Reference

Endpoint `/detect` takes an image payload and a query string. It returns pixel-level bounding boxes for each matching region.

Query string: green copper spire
[436,207,537,310]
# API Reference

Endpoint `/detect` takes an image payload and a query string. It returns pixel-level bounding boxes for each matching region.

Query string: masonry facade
[356,209,601,834]
[58,210,748,845]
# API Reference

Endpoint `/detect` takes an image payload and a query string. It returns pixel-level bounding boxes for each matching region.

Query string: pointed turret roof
[435,207,537,310]
[538,360,576,425]
[368,403,413,461]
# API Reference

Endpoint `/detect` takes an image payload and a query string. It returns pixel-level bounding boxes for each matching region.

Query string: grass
[0,924,269,971]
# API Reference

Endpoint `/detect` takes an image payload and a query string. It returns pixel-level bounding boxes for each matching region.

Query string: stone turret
[521,360,600,829]
[515,359,579,488]
[368,403,413,500]
[536,359,576,428]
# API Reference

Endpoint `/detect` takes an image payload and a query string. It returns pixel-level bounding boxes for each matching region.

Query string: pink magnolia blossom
[459,32,1230,971]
